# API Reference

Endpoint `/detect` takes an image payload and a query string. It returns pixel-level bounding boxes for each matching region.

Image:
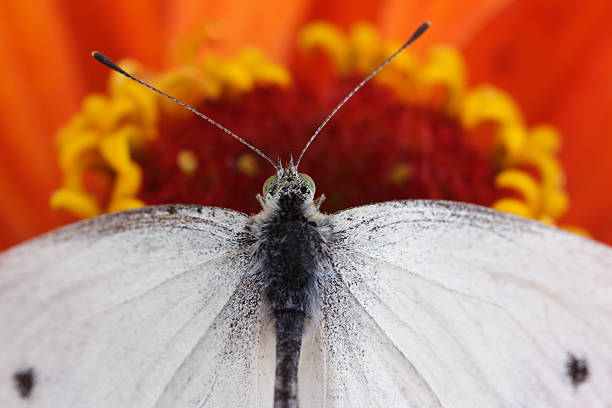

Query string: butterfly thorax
[253,167,328,316]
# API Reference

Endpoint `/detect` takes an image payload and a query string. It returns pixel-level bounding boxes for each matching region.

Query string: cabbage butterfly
[2,22,612,407]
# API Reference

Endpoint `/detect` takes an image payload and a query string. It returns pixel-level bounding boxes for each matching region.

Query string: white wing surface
[322,200,612,407]
[0,205,274,407]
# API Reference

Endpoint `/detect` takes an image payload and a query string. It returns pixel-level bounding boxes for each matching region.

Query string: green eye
[263,175,277,195]
[299,173,316,195]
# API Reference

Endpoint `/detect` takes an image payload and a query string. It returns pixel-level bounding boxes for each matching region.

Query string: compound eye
[262,175,277,196]
[299,173,316,195]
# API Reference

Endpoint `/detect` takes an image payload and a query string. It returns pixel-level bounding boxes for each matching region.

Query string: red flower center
[137,76,499,214]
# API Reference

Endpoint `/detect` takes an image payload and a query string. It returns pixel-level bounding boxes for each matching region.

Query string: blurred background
[1,0,611,250]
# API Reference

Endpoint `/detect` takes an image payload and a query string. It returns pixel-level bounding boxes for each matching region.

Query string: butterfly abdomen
[273,311,305,408]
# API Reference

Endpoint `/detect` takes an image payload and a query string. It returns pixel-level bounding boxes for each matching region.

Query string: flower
[51,21,573,232]
[1,1,610,249]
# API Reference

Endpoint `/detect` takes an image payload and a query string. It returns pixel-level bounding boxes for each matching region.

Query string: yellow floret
[299,22,349,73]
[348,23,382,74]
[50,189,101,218]
[236,153,259,177]
[461,86,524,129]
[492,198,533,219]
[494,170,541,210]
[177,150,198,176]
[417,45,466,111]
[236,49,291,87]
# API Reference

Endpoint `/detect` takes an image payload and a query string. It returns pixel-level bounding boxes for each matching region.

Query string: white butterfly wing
[320,200,612,407]
[4,200,611,407]
[0,205,274,407]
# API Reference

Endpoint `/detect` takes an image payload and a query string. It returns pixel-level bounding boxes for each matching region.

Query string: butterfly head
[262,165,316,208]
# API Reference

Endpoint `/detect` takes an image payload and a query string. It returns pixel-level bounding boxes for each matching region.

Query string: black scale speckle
[566,353,589,387]
[13,368,35,398]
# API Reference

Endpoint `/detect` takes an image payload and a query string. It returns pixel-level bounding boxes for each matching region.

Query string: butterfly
[2,22,612,408]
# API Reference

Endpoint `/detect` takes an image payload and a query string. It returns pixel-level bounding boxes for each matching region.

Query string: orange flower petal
[379,0,515,51]
[0,0,166,249]
[168,0,311,61]
[550,8,612,243]
[0,2,82,248]
[303,1,382,30]
[58,0,166,69]
[459,0,612,243]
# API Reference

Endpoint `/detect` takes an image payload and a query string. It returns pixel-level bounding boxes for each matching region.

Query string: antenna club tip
[406,21,430,44]
[417,21,431,33]
[91,51,122,72]
[91,51,105,61]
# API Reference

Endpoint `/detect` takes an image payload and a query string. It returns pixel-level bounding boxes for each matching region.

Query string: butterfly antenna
[91,52,278,171]
[295,21,430,168]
